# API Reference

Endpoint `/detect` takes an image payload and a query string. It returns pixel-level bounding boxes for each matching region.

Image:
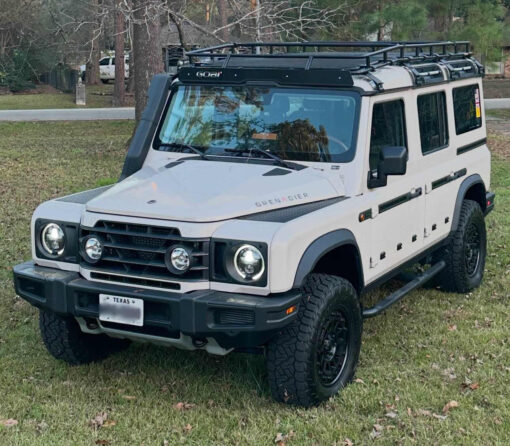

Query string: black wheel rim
[316,309,349,387]
[465,222,481,277]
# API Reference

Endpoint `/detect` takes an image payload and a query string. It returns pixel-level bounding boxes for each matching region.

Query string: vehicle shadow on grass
[94,340,271,406]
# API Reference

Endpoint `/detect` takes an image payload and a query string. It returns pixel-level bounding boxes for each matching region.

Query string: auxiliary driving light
[167,246,191,273]
[84,236,103,262]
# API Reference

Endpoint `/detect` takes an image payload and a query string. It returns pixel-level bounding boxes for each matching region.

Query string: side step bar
[362,261,446,319]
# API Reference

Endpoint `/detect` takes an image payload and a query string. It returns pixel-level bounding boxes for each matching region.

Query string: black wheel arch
[451,174,487,232]
[292,229,364,293]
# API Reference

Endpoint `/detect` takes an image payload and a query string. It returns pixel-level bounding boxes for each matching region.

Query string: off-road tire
[434,199,486,293]
[266,274,362,407]
[39,310,130,365]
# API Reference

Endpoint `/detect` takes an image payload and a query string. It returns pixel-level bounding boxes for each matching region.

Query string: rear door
[418,89,456,245]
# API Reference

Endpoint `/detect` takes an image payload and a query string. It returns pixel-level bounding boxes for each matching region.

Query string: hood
[86,160,343,222]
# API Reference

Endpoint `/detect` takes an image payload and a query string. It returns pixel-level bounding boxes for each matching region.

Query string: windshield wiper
[224,147,296,170]
[158,142,209,160]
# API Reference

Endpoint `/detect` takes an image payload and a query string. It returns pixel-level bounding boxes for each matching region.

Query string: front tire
[266,274,362,407]
[39,310,130,365]
[434,199,487,293]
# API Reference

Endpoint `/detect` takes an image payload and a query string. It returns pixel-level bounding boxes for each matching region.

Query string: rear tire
[434,199,486,293]
[266,274,362,407]
[39,310,130,365]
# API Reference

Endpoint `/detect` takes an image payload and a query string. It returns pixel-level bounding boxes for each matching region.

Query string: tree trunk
[113,0,126,106]
[86,0,101,85]
[132,0,164,121]
[217,0,229,41]
[377,0,385,41]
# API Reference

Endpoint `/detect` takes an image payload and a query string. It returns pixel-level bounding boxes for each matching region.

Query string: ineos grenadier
[13,41,494,406]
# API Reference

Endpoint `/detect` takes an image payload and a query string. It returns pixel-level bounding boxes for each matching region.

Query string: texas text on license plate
[99,294,144,327]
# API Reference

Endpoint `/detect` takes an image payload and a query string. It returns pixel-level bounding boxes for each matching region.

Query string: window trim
[368,98,408,174]
[452,83,483,136]
[417,90,449,156]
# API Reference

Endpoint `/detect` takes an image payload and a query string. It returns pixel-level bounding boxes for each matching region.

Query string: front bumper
[13,261,300,350]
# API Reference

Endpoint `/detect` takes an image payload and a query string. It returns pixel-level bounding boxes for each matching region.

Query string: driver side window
[369,100,407,172]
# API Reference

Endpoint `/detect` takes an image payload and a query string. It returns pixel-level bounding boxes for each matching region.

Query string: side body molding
[451,174,486,232]
[292,229,364,290]
[120,74,173,180]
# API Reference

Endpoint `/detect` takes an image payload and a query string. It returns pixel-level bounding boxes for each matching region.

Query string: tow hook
[192,337,207,348]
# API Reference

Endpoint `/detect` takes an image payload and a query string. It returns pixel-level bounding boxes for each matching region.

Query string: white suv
[14,41,494,406]
[81,55,130,83]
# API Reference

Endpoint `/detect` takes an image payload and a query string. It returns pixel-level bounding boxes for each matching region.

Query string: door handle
[409,187,422,200]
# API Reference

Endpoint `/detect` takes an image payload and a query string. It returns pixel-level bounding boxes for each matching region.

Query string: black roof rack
[187,41,473,71]
[182,41,483,90]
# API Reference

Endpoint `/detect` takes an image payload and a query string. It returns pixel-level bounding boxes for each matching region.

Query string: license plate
[99,294,144,327]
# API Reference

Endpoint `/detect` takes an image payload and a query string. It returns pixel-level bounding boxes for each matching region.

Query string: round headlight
[84,237,103,261]
[170,246,190,272]
[234,244,265,281]
[41,223,65,256]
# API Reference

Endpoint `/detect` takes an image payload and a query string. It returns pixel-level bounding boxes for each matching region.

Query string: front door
[365,97,425,280]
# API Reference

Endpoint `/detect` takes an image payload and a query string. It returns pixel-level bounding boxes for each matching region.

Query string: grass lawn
[483,78,510,99]
[486,108,510,120]
[0,121,509,445]
[0,84,133,110]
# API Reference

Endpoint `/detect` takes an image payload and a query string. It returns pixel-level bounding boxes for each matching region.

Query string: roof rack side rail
[185,40,475,76]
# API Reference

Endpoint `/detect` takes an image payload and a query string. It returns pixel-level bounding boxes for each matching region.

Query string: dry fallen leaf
[95,441,110,446]
[0,419,18,428]
[102,419,116,428]
[89,412,108,430]
[385,411,398,419]
[275,432,285,445]
[122,395,136,400]
[274,431,295,446]
[370,424,383,439]
[443,400,459,413]
[183,423,193,434]
[448,324,457,331]
[35,421,48,434]
[344,438,354,446]
[469,382,480,390]
[354,378,364,384]
[173,402,196,411]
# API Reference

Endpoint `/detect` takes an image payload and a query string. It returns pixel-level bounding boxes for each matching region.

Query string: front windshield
[155,85,360,163]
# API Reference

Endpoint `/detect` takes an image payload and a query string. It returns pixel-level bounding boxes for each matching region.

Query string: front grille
[80,221,209,283]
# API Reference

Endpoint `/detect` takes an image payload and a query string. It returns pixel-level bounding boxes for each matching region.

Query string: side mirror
[367,146,407,188]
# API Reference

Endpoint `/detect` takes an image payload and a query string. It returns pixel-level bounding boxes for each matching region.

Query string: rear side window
[453,85,482,134]
[417,92,448,154]
[369,100,407,171]
[99,58,110,66]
